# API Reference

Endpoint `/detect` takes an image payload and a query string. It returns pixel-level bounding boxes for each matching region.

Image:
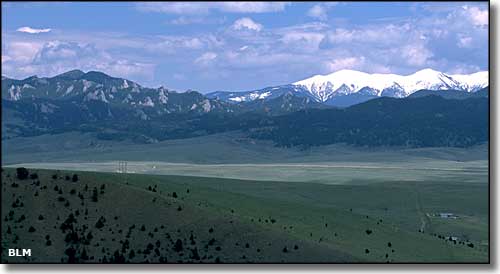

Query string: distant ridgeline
[2,70,489,148]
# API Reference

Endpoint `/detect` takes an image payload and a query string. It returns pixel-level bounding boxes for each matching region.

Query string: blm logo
[8,249,31,257]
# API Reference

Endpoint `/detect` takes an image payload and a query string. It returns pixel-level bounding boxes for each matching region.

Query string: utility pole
[118,161,128,184]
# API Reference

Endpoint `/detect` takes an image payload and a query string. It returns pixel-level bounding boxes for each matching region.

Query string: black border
[0,0,493,267]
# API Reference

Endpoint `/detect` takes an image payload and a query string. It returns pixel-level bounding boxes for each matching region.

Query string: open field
[6,160,488,185]
[2,131,488,184]
[2,131,489,165]
[1,132,489,263]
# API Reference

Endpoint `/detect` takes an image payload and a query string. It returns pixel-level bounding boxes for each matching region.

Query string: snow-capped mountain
[293,68,488,102]
[206,85,314,102]
[208,68,488,107]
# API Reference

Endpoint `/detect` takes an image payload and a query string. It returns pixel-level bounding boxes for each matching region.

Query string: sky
[1,2,489,92]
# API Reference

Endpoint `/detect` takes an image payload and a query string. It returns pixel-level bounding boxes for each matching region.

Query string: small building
[439,213,457,219]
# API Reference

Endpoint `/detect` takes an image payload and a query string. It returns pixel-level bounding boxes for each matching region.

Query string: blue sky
[2,2,488,92]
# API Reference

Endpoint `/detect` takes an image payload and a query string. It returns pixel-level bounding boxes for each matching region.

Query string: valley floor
[1,132,489,263]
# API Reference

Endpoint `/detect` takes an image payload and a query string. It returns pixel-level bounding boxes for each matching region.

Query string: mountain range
[1,69,489,148]
[207,68,488,107]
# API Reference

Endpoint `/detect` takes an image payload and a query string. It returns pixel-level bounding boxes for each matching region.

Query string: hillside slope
[1,168,487,263]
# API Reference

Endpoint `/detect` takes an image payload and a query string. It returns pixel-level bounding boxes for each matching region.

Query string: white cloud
[95,60,155,80]
[222,50,303,69]
[145,36,209,53]
[169,16,225,25]
[195,52,217,66]
[324,56,365,71]
[4,41,44,63]
[2,3,487,90]
[1,55,12,64]
[401,44,433,66]
[2,40,155,81]
[182,38,204,49]
[218,2,288,13]
[327,24,411,45]
[137,2,288,15]
[448,63,481,74]
[307,4,328,21]
[281,31,325,51]
[17,26,51,34]
[232,17,262,32]
[457,35,473,48]
[170,16,205,25]
[322,56,392,74]
[463,6,488,27]
[137,2,210,14]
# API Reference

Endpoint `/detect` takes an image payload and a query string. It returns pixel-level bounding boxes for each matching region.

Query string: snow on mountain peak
[293,69,488,102]
[450,71,489,91]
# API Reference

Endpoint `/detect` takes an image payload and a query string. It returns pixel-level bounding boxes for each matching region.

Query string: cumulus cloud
[307,4,328,21]
[463,5,488,27]
[2,40,155,81]
[2,2,488,90]
[17,26,51,34]
[3,41,44,63]
[324,56,365,71]
[232,17,262,32]
[401,44,434,66]
[136,2,288,15]
[281,31,325,52]
[307,3,338,21]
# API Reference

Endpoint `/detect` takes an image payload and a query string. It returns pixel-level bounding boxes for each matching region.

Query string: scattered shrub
[16,167,29,180]
[173,239,183,252]
[95,216,106,229]
[92,187,98,202]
